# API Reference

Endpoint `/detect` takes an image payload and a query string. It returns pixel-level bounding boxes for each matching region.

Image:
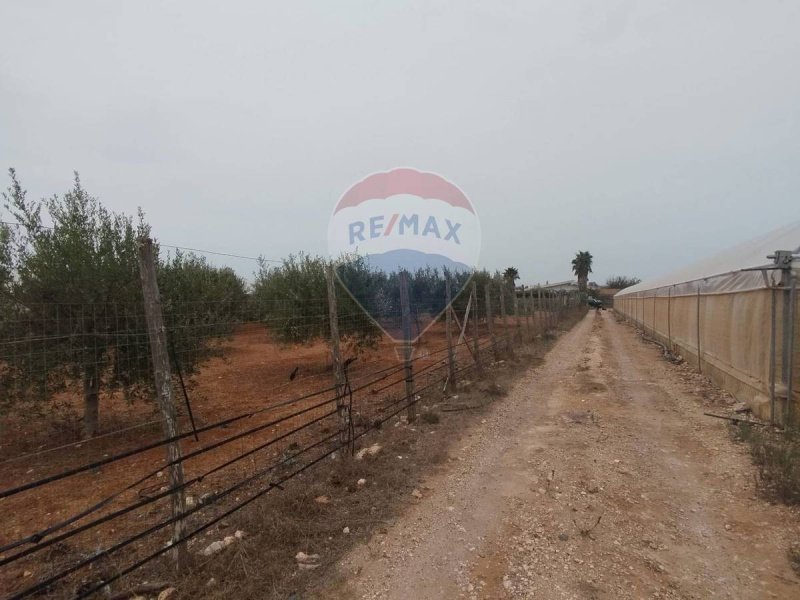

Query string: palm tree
[503,267,519,288]
[571,251,593,292]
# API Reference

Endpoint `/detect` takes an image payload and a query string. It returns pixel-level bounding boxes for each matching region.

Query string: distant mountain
[363,249,472,274]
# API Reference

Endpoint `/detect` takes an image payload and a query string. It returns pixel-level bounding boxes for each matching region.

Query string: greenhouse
[614,222,800,425]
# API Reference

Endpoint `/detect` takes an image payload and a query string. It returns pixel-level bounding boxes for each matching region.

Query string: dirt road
[324,310,800,599]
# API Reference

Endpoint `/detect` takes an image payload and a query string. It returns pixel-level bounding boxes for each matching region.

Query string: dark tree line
[0,169,537,438]
[605,275,641,289]
[252,253,515,345]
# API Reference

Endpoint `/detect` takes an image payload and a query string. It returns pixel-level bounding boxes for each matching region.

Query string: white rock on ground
[157,587,177,600]
[296,551,321,570]
[200,531,244,556]
[355,443,382,460]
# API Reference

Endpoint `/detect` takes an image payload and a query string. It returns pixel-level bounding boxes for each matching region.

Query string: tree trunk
[83,365,100,438]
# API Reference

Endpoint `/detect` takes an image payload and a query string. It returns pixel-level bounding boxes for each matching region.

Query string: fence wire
[0,246,579,600]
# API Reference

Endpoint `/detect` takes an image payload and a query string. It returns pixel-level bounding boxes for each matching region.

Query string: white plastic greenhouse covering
[614,222,800,424]
[616,222,800,297]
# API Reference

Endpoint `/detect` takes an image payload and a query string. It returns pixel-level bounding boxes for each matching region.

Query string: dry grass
[173,402,480,599]
[481,381,508,398]
[419,411,441,425]
[733,423,800,505]
[108,308,588,599]
[789,541,800,575]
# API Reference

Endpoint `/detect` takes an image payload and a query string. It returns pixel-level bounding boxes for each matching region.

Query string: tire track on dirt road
[321,311,800,599]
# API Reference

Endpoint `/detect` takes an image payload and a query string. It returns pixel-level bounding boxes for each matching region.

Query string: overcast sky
[1,1,798,285]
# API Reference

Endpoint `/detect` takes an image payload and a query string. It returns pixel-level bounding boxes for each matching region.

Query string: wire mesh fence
[0,241,581,600]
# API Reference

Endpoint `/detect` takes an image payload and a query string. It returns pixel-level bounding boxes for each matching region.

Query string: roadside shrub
[735,423,800,504]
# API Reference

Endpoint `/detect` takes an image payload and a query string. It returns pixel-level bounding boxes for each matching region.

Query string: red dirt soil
[0,316,531,597]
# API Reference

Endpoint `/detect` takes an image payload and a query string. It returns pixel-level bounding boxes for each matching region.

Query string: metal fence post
[652,292,657,338]
[667,287,672,352]
[787,276,796,425]
[769,285,777,424]
[696,286,702,374]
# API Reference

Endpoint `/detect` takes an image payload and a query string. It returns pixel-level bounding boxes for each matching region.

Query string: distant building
[538,280,580,292]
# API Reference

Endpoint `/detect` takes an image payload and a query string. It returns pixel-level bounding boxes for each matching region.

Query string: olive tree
[1,170,149,436]
[0,170,250,437]
[252,253,381,352]
[158,250,248,372]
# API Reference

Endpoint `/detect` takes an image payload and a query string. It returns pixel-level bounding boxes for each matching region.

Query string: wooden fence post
[555,293,560,325]
[524,287,532,340]
[553,293,559,326]
[537,288,543,333]
[137,237,189,572]
[485,283,497,360]
[557,293,562,324]
[445,278,457,393]
[471,281,483,375]
[326,265,349,447]
[556,293,564,323]
[513,286,522,343]
[399,271,416,422]
[546,292,551,329]
[499,284,511,355]
[556,293,561,325]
